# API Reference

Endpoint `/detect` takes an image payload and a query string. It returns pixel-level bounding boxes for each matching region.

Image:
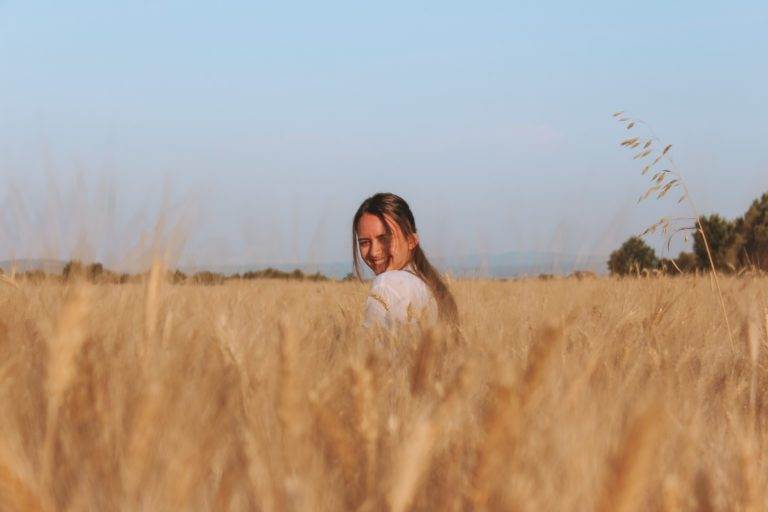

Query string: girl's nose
[371,240,383,257]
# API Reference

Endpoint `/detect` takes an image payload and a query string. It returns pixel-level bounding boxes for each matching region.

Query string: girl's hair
[352,192,458,324]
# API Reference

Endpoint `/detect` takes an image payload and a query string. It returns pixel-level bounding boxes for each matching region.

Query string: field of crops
[1,275,766,511]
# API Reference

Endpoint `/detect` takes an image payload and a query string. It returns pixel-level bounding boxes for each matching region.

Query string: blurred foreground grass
[0,276,766,511]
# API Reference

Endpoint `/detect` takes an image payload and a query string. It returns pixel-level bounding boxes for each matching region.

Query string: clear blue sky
[1,1,766,270]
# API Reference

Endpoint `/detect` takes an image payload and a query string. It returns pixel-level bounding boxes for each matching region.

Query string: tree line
[608,192,768,275]
[0,260,331,285]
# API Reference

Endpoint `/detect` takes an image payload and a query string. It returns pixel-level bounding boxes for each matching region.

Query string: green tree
[692,214,739,271]
[738,192,768,270]
[608,236,659,276]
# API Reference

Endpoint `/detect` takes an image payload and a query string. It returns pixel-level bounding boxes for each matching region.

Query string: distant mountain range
[188,251,607,278]
[2,252,607,279]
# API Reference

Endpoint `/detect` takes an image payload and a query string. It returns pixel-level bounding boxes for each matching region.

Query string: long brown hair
[352,193,458,324]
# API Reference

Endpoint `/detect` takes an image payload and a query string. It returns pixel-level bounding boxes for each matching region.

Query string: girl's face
[356,213,419,275]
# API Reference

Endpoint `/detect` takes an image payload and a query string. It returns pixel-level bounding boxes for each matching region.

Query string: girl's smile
[355,212,418,274]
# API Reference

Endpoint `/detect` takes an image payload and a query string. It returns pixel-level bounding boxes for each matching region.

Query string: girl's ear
[408,232,419,251]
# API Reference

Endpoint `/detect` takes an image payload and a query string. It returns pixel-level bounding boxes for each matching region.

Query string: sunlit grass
[0,276,766,510]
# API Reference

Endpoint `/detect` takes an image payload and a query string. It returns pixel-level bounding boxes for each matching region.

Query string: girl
[352,192,458,329]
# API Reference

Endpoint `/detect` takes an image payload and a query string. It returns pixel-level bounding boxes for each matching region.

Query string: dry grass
[0,275,767,511]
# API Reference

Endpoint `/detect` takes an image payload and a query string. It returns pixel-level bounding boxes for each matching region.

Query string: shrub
[608,237,659,276]
[305,272,328,282]
[570,270,596,280]
[190,271,226,286]
[21,270,47,283]
[63,260,85,280]
[660,251,699,274]
[87,263,104,280]
[170,270,188,284]
[240,268,329,281]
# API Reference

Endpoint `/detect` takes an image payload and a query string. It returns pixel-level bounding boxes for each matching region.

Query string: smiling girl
[352,193,458,329]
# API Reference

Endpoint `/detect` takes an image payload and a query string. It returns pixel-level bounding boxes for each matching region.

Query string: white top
[362,265,438,329]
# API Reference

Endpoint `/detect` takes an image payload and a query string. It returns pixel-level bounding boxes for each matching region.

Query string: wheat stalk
[595,402,662,512]
[351,355,379,497]
[0,456,44,512]
[0,267,766,508]
[614,112,737,350]
[387,414,436,512]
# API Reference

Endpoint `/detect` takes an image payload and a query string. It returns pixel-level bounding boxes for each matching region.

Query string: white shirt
[362,265,438,329]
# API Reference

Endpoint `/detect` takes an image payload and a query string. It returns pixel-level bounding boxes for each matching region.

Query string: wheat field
[0,274,767,511]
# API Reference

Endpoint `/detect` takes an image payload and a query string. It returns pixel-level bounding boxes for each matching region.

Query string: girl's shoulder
[371,269,426,291]
[370,269,434,308]
[363,266,438,329]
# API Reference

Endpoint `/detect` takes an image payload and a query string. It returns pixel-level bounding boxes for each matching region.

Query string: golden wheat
[0,275,765,511]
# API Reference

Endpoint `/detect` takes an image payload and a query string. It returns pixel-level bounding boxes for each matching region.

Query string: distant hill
[0,259,67,274]
[437,251,607,277]
[2,251,607,279]
[189,251,608,279]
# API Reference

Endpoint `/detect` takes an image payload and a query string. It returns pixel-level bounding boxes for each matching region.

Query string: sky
[1,1,767,271]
